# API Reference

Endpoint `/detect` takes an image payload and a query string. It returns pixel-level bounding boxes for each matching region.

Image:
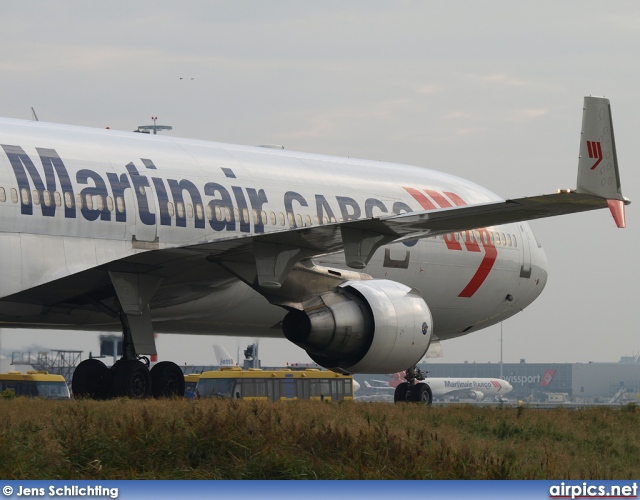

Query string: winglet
[576,96,627,227]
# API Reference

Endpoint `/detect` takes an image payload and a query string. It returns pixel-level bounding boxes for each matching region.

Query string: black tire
[72,359,113,399]
[150,361,185,398]
[411,383,433,405]
[112,359,151,398]
[394,382,410,403]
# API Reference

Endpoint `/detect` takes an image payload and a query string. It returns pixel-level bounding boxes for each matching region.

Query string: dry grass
[1,398,639,479]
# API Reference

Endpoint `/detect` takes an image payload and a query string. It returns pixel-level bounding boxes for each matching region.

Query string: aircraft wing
[180,188,625,286]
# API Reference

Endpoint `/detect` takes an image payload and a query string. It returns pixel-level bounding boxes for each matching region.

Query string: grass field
[0,397,639,479]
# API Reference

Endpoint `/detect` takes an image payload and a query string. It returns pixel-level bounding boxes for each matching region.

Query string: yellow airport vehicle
[196,367,354,402]
[0,371,70,399]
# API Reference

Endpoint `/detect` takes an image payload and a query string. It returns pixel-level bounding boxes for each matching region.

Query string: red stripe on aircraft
[458,228,498,298]
[463,231,481,252]
[444,233,463,251]
[443,192,467,207]
[403,187,437,210]
[587,141,594,158]
[425,189,452,208]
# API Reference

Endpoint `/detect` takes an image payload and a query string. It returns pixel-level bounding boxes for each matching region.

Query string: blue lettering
[204,182,235,232]
[231,186,250,233]
[2,145,75,217]
[247,188,268,234]
[168,179,205,229]
[126,163,155,226]
[336,196,361,221]
[284,191,308,228]
[76,169,110,221]
[106,172,130,222]
[364,198,387,218]
[315,194,337,223]
[152,177,172,226]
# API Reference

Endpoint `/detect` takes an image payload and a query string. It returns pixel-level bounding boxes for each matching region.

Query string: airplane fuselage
[0,118,547,343]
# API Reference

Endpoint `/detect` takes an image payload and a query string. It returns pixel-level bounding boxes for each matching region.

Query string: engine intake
[282,279,433,374]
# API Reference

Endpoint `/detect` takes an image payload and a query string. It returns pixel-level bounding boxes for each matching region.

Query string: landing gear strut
[71,272,184,399]
[393,366,432,405]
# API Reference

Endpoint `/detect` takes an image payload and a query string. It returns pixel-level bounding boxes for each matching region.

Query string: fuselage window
[330,216,336,223]
[0,187,5,202]
[225,207,232,222]
[75,194,83,209]
[196,203,204,220]
[513,235,517,248]
[21,188,30,205]
[261,210,267,225]
[64,192,73,209]
[205,205,213,221]
[54,191,62,207]
[10,188,18,204]
[242,208,249,224]
[85,194,93,210]
[314,215,320,225]
[296,214,303,227]
[32,190,40,205]
[305,215,312,226]
[287,212,295,227]
[42,190,51,207]
[234,208,240,224]
[279,212,285,226]
[324,216,329,224]
[187,203,194,219]
[106,196,114,212]
[177,202,185,219]
[95,195,104,212]
[252,209,259,224]
[270,211,276,225]
[116,196,125,213]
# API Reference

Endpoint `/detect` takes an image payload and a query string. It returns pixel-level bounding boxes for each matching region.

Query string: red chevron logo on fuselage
[403,187,498,298]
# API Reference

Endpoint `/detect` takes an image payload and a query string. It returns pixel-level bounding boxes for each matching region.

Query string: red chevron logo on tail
[586,140,603,170]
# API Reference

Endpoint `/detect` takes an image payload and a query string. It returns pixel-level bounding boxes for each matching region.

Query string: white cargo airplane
[0,97,627,402]
[368,373,513,401]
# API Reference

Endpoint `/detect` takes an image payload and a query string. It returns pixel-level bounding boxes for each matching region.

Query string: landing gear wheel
[394,382,410,403]
[150,361,185,398]
[411,383,433,405]
[72,359,113,399]
[112,359,151,398]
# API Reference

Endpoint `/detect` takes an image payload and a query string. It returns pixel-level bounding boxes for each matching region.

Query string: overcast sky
[1,1,639,371]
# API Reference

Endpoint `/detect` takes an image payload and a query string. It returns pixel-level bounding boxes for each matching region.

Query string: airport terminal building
[411,356,640,403]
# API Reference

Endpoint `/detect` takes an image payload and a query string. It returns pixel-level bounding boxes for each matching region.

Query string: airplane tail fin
[576,96,627,227]
[213,344,237,366]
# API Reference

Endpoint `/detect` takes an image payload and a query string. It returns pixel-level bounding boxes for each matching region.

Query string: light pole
[500,322,504,379]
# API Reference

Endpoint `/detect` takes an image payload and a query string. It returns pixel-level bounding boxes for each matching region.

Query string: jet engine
[469,390,484,401]
[282,279,433,374]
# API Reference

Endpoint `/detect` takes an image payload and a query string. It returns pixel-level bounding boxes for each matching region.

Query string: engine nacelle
[469,390,484,401]
[282,279,433,374]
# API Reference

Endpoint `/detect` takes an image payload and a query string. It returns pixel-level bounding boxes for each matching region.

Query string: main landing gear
[72,357,185,399]
[71,271,185,399]
[393,366,432,405]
